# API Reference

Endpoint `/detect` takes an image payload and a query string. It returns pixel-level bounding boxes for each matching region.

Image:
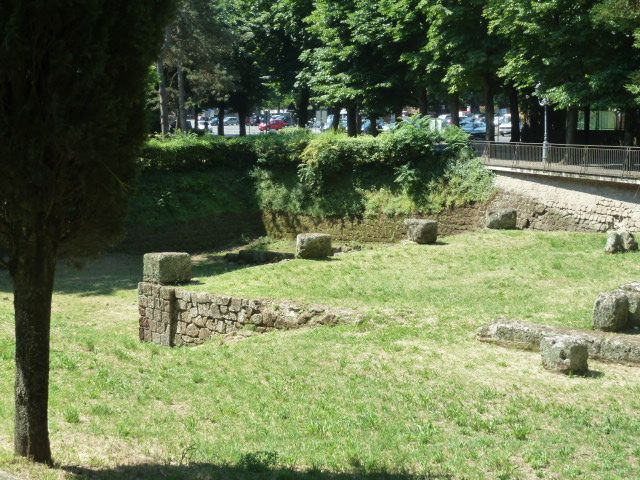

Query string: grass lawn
[1,230,640,479]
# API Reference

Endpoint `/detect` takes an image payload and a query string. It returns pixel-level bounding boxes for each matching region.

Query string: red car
[258,118,288,131]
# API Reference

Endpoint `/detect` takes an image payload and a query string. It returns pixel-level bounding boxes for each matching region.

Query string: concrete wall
[490,170,640,232]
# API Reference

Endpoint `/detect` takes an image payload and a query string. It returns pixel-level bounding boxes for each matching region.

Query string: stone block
[404,219,438,244]
[486,209,517,230]
[296,233,332,259]
[620,282,640,326]
[593,291,629,332]
[143,252,192,285]
[620,231,638,252]
[540,335,589,375]
[185,323,199,338]
[605,232,624,254]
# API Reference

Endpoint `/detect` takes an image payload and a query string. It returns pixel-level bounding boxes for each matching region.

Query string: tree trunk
[370,113,379,137]
[449,96,460,127]
[347,106,357,137]
[296,87,310,128]
[156,60,170,136]
[418,88,428,116]
[177,63,187,131]
[484,76,495,141]
[238,107,247,137]
[12,233,56,465]
[584,106,591,145]
[331,107,340,131]
[624,108,634,146]
[509,85,520,142]
[217,107,225,137]
[565,107,578,145]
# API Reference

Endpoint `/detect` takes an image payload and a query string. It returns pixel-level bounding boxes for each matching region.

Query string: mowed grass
[0,230,639,480]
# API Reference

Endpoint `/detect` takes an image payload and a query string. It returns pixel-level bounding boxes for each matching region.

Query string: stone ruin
[593,283,640,332]
[404,219,438,244]
[479,281,640,374]
[139,250,355,347]
[478,320,640,370]
[605,230,638,254]
[296,233,333,259]
[485,209,518,230]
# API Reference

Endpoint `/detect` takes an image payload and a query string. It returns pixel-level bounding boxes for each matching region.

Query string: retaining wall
[262,205,488,243]
[491,170,640,232]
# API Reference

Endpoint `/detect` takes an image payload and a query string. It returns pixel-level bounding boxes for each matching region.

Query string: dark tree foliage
[0,0,173,464]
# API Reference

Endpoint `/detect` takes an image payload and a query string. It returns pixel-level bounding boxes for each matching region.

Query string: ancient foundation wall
[138,282,349,347]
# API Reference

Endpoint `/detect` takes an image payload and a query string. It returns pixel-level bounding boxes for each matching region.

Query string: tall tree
[486,0,640,143]
[426,0,506,139]
[162,0,230,131]
[305,0,408,135]
[0,0,172,464]
[252,0,316,127]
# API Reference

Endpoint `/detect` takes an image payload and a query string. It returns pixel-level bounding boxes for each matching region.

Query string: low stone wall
[491,170,640,232]
[139,282,351,347]
[478,320,640,366]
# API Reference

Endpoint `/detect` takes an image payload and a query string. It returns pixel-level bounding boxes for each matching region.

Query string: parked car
[361,118,387,134]
[271,113,294,126]
[223,116,240,126]
[258,118,288,131]
[322,113,348,131]
[197,119,211,131]
[498,114,522,137]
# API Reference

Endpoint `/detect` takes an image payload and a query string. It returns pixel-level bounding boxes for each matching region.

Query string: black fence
[471,141,640,179]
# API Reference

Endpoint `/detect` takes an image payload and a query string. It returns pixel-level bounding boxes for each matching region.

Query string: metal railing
[470,141,640,179]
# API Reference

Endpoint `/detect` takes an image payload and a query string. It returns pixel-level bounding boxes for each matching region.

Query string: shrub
[136,120,494,222]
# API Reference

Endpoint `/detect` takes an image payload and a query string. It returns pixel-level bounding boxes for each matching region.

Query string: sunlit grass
[0,230,639,479]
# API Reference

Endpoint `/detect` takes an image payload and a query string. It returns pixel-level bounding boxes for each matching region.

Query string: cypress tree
[0,0,174,464]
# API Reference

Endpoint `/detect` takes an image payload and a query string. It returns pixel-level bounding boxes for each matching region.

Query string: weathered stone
[143,252,192,284]
[540,335,589,375]
[605,232,624,254]
[620,231,638,252]
[620,282,640,326]
[185,323,199,338]
[404,219,438,244]
[229,298,242,312]
[160,287,175,300]
[593,291,629,331]
[210,304,222,319]
[296,233,332,259]
[486,209,517,230]
[478,320,640,366]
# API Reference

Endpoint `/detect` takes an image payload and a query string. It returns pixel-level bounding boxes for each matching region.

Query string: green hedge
[132,120,494,226]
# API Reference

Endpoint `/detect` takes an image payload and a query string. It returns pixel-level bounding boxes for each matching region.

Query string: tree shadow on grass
[0,252,251,297]
[63,460,452,480]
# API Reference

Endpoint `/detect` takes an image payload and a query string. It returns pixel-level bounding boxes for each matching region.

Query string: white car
[223,116,239,126]
[498,115,522,137]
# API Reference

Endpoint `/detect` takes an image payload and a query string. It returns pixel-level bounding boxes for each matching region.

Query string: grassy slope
[0,231,639,480]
